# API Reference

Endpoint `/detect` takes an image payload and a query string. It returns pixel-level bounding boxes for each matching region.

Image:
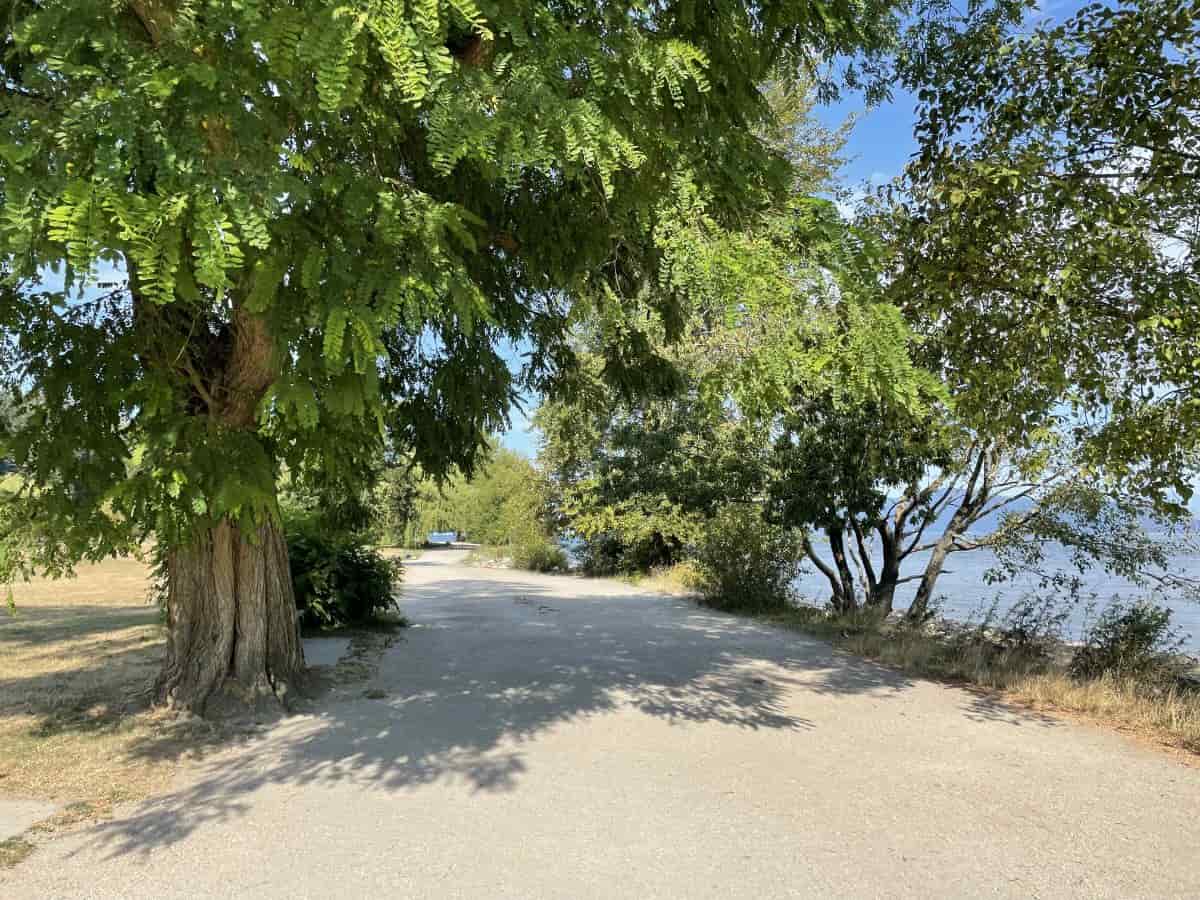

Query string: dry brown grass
[1,557,211,855]
[1004,672,1200,753]
[764,608,1200,758]
[625,561,706,596]
[1,554,400,868]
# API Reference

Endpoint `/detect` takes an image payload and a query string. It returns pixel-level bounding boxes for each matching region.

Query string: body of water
[794,542,1200,654]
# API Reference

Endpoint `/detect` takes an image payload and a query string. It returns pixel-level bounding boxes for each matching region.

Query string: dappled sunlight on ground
[73,565,1080,864]
[7,559,1200,898]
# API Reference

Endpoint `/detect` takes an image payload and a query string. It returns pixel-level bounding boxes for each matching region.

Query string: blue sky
[816,89,918,190]
[499,396,538,457]
[817,0,1092,184]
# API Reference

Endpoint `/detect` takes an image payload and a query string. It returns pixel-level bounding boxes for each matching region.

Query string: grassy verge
[1,555,407,869]
[463,543,569,573]
[0,557,220,866]
[0,837,34,868]
[624,561,706,596]
[625,561,1200,757]
[759,605,1200,757]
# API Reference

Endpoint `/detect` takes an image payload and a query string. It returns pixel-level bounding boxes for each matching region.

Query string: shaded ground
[0,556,394,862]
[6,549,1200,897]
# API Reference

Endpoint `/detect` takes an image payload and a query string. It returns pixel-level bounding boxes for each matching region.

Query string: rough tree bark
[156,518,304,714]
[124,5,305,715]
[151,307,305,714]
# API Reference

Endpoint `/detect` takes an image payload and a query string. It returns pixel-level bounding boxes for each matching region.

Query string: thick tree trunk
[870,576,897,617]
[155,517,304,715]
[131,236,293,715]
[850,520,899,617]
[868,523,900,617]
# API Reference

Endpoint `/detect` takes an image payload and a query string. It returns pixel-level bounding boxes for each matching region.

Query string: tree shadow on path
[79,569,1056,860]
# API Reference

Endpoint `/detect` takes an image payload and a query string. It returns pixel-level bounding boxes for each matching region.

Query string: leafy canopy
[885,0,1200,510]
[0,0,916,578]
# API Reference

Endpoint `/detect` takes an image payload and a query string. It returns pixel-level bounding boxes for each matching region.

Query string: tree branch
[803,534,842,598]
[850,519,877,591]
[127,1,176,47]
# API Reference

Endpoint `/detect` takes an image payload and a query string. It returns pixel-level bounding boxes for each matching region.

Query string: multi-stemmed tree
[536,0,1200,628]
[881,0,1200,618]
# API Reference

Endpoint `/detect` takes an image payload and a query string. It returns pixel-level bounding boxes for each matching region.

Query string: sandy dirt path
[7,550,1199,898]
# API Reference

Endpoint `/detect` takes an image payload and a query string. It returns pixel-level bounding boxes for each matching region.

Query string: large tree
[538,186,935,581]
[0,0,913,713]
[872,0,1200,618]
[889,0,1200,508]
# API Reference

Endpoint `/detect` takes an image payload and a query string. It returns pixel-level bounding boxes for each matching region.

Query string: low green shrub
[575,534,627,576]
[1069,598,1186,684]
[998,592,1072,656]
[513,540,569,573]
[285,518,401,629]
[572,528,690,576]
[694,506,804,611]
[938,592,1070,673]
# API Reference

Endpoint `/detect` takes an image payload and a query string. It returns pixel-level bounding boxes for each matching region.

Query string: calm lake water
[794,542,1200,654]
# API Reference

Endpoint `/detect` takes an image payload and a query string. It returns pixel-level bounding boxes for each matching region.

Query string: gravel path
[7,550,1199,898]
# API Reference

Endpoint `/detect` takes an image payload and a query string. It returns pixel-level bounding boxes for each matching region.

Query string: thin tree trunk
[850,520,878,600]
[803,534,848,611]
[906,502,978,623]
[905,445,995,624]
[827,526,859,614]
[907,534,953,624]
[155,515,304,715]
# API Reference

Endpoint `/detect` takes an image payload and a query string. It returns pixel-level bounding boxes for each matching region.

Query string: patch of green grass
[0,837,34,869]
